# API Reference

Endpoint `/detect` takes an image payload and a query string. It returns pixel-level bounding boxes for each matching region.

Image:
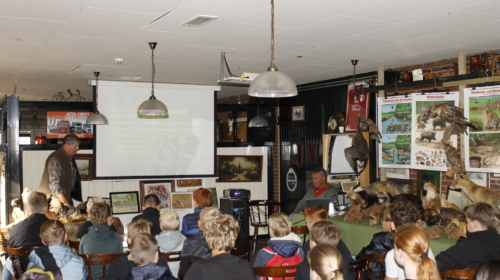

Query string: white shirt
[385,248,436,280]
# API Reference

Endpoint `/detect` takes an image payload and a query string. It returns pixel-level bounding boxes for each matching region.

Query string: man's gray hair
[313,168,327,177]
[63,133,81,145]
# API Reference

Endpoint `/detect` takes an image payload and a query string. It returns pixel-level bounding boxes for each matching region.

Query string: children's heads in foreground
[143,194,161,210]
[393,224,440,280]
[193,188,212,207]
[390,194,424,229]
[474,260,500,280]
[308,244,344,280]
[202,214,239,253]
[27,192,49,214]
[268,212,292,238]
[129,233,159,267]
[304,206,328,230]
[310,221,341,249]
[198,207,221,231]
[89,202,113,226]
[40,220,66,246]
[127,219,152,244]
[159,210,180,231]
[464,203,496,232]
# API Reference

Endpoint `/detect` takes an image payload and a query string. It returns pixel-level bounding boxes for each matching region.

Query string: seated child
[77,197,117,239]
[393,224,440,280]
[181,188,212,235]
[436,203,500,272]
[125,233,176,280]
[184,214,254,280]
[156,210,186,277]
[79,202,123,280]
[253,212,304,277]
[308,244,344,280]
[358,206,394,280]
[179,207,221,277]
[27,220,87,279]
[132,194,162,236]
[105,219,174,280]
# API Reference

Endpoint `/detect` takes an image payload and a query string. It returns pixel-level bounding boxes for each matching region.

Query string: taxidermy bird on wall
[344,116,369,186]
[443,143,465,177]
[365,118,382,143]
[425,103,476,136]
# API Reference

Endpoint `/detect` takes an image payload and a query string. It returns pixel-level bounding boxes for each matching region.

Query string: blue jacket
[181,207,206,235]
[253,233,304,270]
[125,263,176,280]
[28,244,87,280]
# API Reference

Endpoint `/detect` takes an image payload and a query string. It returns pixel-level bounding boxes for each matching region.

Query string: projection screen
[92,81,218,180]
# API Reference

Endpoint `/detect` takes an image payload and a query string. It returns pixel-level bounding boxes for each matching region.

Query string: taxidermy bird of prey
[425,103,476,135]
[344,117,369,185]
[443,143,465,177]
[365,118,382,143]
[441,123,464,144]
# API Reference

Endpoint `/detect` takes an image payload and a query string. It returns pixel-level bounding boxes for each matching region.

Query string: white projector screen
[93,81,218,180]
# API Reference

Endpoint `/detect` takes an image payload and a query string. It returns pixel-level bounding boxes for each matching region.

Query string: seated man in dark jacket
[105,219,173,280]
[132,194,161,236]
[436,203,500,272]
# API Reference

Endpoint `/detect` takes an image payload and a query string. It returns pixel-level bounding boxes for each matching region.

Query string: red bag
[261,246,302,280]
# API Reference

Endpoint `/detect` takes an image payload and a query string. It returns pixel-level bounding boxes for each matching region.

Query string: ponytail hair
[308,244,344,280]
[394,224,440,280]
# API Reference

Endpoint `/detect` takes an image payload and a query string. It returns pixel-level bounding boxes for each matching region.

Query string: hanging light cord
[270,0,275,69]
[94,72,100,112]
[151,45,156,97]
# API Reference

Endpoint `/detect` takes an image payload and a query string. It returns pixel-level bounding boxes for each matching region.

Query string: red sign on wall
[46,111,94,139]
[345,82,370,131]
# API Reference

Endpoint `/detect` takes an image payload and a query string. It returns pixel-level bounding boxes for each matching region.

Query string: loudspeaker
[247,106,276,142]
[220,197,249,243]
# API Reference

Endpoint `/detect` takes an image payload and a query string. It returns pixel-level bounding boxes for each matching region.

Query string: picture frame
[341,181,357,192]
[177,179,202,188]
[216,156,263,182]
[386,168,410,179]
[109,191,140,214]
[87,196,110,206]
[140,180,175,209]
[208,188,218,208]
[74,154,93,181]
[468,172,488,188]
[447,190,462,209]
[416,170,441,198]
[292,105,305,121]
[171,192,194,210]
[491,173,500,179]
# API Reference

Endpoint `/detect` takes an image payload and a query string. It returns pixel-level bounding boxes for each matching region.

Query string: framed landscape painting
[74,154,92,181]
[109,191,140,214]
[216,156,263,182]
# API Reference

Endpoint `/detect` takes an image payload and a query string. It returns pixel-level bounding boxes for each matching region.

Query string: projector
[223,189,251,199]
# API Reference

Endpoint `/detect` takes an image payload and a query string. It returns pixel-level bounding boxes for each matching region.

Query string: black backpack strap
[33,247,61,272]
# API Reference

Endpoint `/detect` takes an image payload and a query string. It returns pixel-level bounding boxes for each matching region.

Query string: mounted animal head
[423,181,437,192]
[449,173,470,191]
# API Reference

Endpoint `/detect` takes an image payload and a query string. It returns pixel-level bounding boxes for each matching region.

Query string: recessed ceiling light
[181,15,218,27]
[117,76,142,81]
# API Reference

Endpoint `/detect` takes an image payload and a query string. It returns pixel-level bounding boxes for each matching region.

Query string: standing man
[39,133,82,213]
[293,168,338,213]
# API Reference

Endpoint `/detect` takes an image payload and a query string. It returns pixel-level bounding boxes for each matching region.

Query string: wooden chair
[349,257,367,280]
[290,226,309,245]
[231,242,250,261]
[253,265,299,279]
[79,253,122,280]
[68,240,80,253]
[441,268,477,280]
[248,200,280,255]
[160,251,181,262]
[7,247,39,279]
[358,252,387,280]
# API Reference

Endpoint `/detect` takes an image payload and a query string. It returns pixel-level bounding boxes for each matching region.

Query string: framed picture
[140,180,175,209]
[109,191,140,214]
[292,106,305,121]
[216,156,263,182]
[389,178,415,195]
[386,168,410,179]
[448,190,462,209]
[341,181,357,192]
[468,172,488,187]
[171,192,194,210]
[177,179,202,188]
[491,173,500,178]
[208,188,218,208]
[416,170,441,198]
[282,145,291,161]
[74,154,93,181]
[87,196,110,206]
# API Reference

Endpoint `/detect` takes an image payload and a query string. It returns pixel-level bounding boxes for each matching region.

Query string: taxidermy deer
[450,173,500,214]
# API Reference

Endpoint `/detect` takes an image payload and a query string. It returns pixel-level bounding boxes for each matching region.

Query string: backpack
[20,265,62,280]
[261,246,302,280]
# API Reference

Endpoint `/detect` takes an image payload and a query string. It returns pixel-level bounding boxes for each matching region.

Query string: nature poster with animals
[410,92,459,171]
[377,95,413,168]
[345,81,370,131]
[464,86,500,173]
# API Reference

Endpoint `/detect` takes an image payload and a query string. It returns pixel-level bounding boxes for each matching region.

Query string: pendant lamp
[137,42,169,119]
[86,72,109,125]
[248,105,269,127]
[248,0,297,98]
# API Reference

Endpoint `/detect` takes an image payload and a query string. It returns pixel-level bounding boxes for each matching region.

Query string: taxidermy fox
[450,174,500,214]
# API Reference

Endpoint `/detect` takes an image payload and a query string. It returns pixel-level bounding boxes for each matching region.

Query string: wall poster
[410,92,459,171]
[377,95,412,168]
[464,86,500,173]
[345,82,369,131]
[46,111,93,139]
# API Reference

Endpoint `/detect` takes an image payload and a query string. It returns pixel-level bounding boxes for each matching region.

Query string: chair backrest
[7,247,38,279]
[68,240,80,253]
[79,253,122,280]
[441,268,477,280]
[253,265,298,279]
[349,257,367,280]
[160,251,181,262]
[290,226,309,245]
[248,200,280,226]
[231,243,250,261]
[358,252,387,280]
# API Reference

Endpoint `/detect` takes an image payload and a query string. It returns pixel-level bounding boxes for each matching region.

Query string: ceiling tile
[458,37,500,51]
[19,68,69,79]
[0,60,29,72]
[87,0,188,14]
[85,50,149,67]
[184,55,257,73]
[226,40,312,60]
[0,18,64,45]
[310,50,404,68]
[68,64,133,76]
[59,7,160,39]
[40,35,119,56]
[243,53,334,70]
[459,1,500,16]
[275,15,394,44]
[145,0,265,34]
[280,63,340,78]
[0,42,44,60]
[27,54,88,69]
[155,45,229,63]
[459,19,500,36]
[125,61,192,75]
[110,30,200,52]
[0,0,87,21]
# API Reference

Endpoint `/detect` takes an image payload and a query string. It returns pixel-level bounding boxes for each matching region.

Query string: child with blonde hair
[156,210,186,277]
[309,244,344,280]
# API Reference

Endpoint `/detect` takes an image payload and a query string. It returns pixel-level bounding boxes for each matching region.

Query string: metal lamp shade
[248,70,298,98]
[248,115,269,127]
[86,112,109,125]
[137,97,169,119]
